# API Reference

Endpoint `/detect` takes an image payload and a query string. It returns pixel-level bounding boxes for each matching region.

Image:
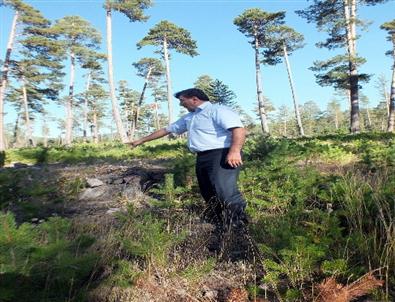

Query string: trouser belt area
[196,148,228,156]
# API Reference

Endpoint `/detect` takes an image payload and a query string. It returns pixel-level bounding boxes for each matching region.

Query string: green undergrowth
[240,133,395,301]
[0,213,98,302]
[1,133,394,301]
[3,139,186,165]
[0,207,195,302]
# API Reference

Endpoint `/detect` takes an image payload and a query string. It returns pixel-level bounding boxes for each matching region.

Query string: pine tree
[326,99,344,132]
[301,100,321,136]
[0,0,21,150]
[194,75,214,97]
[234,8,286,134]
[207,79,237,108]
[131,57,164,139]
[372,100,389,131]
[149,79,167,130]
[41,109,50,147]
[15,23,64,146]
[137,20,198,124]
[360,94,372,130]
[380,19,395,132]
[79,52,107,141]
[6,90,24,147]
[375,74,390,118]
[118,80,139,139]
[104,0,153,143]
[0,0,60,150]
[244,21,306,136]
[296,0,389,133]
[52,16,101,145]
[280,105,291,137]
[87,83,108,143]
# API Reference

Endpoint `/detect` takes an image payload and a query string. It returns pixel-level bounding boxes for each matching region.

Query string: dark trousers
[195,148,246,225]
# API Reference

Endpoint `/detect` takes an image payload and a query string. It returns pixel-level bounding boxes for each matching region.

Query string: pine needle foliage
[0,212,98,302]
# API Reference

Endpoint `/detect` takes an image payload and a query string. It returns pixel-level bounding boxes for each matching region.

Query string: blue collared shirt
[166,102,243,152]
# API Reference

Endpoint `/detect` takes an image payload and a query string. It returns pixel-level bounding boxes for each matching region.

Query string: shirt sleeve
[213,106,244,130]
[165,116,188,134]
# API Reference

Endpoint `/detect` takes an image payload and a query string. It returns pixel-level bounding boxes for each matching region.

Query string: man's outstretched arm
[128,128,170,147]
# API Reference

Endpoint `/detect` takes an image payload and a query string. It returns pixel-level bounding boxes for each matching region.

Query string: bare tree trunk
[65,51,75,146]
[42,112,49,148]
[381,119,386,131]
[3,134,8,150]
[344,0,360,133]
[163,37,173,125]
[83,72,91,142]
[366,106,372,129]
[131,67,152,140]
[106,8,128,143]
[13,112,21,147]
[0,10,19,151]
[21,78,34,147]
[92,110,99,143]
[384,82,390,117]
[154,102,160,130]
[335,110,339,130]
[124,108,130,138]
[283,117,287,137]
[254,33,269,134]
[387,53,395,132]
[283,44,304,136]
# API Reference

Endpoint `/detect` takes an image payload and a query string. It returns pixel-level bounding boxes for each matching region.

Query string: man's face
[179,96,197,112]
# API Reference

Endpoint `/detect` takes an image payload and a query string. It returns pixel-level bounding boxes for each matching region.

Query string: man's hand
[226,127,245,168]
[128,139,144,148]
[126,128,170,148]
[226,150,243,168]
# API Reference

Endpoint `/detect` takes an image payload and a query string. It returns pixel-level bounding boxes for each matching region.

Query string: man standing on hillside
[129,88,248,248]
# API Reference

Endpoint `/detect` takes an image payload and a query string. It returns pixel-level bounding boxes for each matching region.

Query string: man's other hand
[226,150,243,168]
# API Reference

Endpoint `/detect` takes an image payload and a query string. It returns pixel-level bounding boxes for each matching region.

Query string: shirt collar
[195,101,211,112]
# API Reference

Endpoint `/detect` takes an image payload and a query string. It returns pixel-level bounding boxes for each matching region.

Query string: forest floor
[4,159,267,302]
[3,135,393,302]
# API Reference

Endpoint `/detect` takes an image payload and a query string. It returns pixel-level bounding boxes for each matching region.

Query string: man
[130,88,248,232]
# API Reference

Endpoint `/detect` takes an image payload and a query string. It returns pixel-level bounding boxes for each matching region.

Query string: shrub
[116,209,186,273]
[0,212,98,302]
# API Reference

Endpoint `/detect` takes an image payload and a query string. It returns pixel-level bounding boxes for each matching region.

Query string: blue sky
[1,0,395,137]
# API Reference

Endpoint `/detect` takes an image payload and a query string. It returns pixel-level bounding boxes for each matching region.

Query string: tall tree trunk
[384,81,390,117]
[131,67,152,140]
[254,33,269,134]
[124,108,130,138]
[283,116,287,137]
[366,106,372,129]
[21,78,34,147]
[344,0,360,133]
[163,37,173,125]
[283,44,304,136]
[154,102,160,130]
[92,110,99,143]
[106,8,128,143]
[42,112,48,148]
[334,110,339,130]
[83,72,91,141]
[0,10,19,151]
[13,111,21,147]
[65,51,75,146]
[387,52,395,132]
